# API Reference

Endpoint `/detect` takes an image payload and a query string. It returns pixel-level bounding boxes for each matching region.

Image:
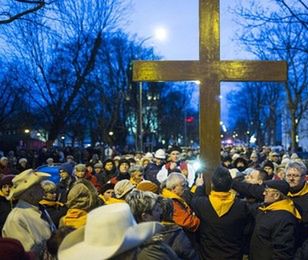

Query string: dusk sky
[125,0,261,126]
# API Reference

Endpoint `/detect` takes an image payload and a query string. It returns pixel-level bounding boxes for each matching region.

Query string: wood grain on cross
[133,0,287,175]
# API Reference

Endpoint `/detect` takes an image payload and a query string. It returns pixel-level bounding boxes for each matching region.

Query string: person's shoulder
[138,237,179,260]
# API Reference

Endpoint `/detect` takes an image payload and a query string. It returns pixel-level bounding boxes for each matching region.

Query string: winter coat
[288,182,308,244]
[159,222,199,260]
[250,200,301,260]
[0,192,14,234]
[191,186,251,260]
[161,188,200,232]
[39,199,67,228]
[56,177,75,203]
[143,163,163,186]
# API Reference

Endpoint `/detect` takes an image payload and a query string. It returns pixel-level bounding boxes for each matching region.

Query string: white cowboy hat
[7,169,50,200]
[58,203,162,260]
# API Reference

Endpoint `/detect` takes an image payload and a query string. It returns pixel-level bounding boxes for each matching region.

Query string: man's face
[103,189,114,200]
[0,159,8,167]
[170,151,180,162]
[131,171,143,184]
[286,168,306,189]
[250,155,258,162]
[263,188,279,205]
[1,184,11,197]
[154,158,162,165]
[104,162,114,171]
[264,166,274,176]
[94,167,102,174]
[59,170,69,180]
[75,169,86,179]
[272,155,279,162]
[119,163,129,173]
[45,191,57,201]
[172,179,186,197]
[245,170,262,184]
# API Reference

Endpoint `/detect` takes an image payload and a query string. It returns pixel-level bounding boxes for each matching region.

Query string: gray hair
[41,180,56,193]
[125,189,158,223]
[128,165,144,176]
[166,172,186,190]
[286,160,307,176]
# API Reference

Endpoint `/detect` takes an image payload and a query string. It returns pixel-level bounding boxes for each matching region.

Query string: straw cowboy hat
[58,203,162,260]
[7,169,50,200]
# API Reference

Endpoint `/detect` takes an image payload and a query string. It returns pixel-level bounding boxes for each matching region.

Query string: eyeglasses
[286,174,303,179]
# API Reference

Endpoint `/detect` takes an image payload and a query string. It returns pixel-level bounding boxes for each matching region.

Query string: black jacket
[0,195,13,234]
[250,209,299,260]
[191,186,251,260]
[159,223,199,260]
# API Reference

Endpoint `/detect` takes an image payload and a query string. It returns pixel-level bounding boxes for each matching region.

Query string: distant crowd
[0,145,307,259]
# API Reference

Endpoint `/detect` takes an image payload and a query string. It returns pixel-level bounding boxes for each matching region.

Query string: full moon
[154,27,168,41]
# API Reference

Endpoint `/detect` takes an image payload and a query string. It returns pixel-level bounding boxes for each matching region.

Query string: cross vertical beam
[132,0,287,178]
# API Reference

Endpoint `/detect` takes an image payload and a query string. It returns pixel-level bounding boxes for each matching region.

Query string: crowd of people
[0,144,307,259]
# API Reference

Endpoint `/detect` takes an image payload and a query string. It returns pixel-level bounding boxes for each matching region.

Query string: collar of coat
[288,182,308,197]
[259,199,302,220]
[209,191,236,217]
[161,188,189,209]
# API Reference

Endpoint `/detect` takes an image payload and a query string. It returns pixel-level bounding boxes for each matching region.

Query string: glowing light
[192,160,202,171]
[154,26,168,41]
[250,135,257,144]
[226,139,233,144]
[24,129,30,134]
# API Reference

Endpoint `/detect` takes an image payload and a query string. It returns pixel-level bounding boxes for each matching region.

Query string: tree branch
[0,1,45,24]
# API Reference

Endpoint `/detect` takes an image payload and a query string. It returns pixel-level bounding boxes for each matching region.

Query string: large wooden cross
[133,0,287,173]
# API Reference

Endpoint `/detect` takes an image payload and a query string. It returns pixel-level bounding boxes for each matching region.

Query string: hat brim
[58,222,162,260]
[7,171,50,200]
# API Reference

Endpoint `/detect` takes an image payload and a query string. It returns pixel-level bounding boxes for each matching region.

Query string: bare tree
[0,0,51,24]
[0,0,130,146]
[232,0,308,151]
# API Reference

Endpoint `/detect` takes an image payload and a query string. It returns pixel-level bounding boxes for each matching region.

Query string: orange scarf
[209,191,236,217]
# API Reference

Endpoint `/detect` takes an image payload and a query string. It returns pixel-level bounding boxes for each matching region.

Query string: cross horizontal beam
[133,60,287,82]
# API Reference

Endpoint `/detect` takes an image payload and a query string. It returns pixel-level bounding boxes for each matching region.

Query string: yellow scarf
[39,199,64,207]
[209,191,236,217]
[161,188,189,209]
[98,194,125,204]
[259,199,302,220]
[190,185,197,193]
[62,208,88,229]
[0,190,6,198]
[288,183,308,197]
